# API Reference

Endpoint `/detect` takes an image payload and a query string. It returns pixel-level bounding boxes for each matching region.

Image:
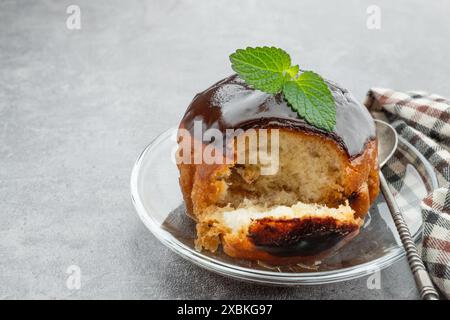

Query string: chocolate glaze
[180,74,376,157]
[248,217,359,257]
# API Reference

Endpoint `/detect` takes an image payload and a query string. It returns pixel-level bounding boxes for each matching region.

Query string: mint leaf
[229,47,293,94]
[286,65,299,78]
[283,71,336,131]
[229,46,336,132]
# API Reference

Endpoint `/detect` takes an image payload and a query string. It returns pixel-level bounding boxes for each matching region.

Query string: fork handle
[380,172,439,300]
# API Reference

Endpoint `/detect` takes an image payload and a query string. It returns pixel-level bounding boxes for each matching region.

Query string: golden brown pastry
[176,74,379,264]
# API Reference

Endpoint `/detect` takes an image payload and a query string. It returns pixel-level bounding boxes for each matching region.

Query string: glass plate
[130,128,438,285]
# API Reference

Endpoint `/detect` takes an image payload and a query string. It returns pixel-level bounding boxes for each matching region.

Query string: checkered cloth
[364,89,450,299]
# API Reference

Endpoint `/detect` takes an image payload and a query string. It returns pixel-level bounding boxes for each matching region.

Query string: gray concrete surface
[0,0,448,299]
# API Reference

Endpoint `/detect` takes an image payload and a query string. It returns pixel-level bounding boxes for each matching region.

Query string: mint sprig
[229,46,336,131]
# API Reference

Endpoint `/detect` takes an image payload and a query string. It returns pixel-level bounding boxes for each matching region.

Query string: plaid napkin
[364,89,450,299]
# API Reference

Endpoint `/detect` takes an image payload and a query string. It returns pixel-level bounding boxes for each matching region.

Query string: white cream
[215,201,356,234]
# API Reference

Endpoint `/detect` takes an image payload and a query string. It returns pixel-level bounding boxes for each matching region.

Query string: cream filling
[211,200,356,234]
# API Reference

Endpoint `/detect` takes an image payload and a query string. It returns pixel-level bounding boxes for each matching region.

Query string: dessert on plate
[176,47,379,264]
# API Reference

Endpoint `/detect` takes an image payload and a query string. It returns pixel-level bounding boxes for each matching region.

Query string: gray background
[1,0,448,299]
